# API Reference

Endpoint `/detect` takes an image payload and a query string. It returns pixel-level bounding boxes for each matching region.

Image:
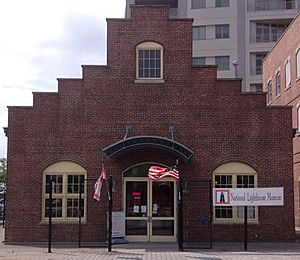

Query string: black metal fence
[178,179,213,250]
[47,176,113,253]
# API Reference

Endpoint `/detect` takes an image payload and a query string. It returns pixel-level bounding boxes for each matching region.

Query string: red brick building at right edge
[263,11,300,228]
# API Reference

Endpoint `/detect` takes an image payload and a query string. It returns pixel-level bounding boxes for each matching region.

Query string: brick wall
[5,5,295,242]
[263,12,300,227]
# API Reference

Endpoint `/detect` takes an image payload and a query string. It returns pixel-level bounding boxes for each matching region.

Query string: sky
[0,0,126,158]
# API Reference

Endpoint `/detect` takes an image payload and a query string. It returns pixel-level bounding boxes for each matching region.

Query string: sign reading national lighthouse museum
[213,188,284,206]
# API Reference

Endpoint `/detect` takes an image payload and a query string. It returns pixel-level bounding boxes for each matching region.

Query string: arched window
[42,161,87,221]
[213,162,258,223]
[136,42,163,80]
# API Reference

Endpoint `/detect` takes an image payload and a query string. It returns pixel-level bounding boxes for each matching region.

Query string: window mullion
[62,173,68,220]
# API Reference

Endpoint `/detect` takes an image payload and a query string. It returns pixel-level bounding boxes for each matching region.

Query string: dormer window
[136,42,163,83]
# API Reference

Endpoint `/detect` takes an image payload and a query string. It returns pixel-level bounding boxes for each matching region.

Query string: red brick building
[4,5,295,243]
[263,11,300,228]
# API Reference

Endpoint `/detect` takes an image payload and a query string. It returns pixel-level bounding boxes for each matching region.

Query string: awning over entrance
[103,136,193,163]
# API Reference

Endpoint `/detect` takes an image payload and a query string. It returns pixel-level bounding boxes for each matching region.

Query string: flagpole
[108,175,113,252]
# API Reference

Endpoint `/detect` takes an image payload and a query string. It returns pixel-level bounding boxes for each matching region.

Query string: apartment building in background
[126,0,300,92]
[263,12,300,227]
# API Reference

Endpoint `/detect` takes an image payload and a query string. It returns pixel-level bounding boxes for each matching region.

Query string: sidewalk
[1,228,300,259]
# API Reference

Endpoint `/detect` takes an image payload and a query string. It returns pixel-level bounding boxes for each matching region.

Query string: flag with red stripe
[93,166,107,201]
[148,165,179,181]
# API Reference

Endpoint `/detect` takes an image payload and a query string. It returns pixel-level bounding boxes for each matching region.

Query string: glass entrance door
[124,178,176,242]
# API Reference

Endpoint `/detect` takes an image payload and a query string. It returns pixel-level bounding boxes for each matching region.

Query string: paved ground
[1,228,300,259]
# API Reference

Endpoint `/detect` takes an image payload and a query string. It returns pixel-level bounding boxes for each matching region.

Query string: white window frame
[297,105,300,133]
[267,80,272,104]
[296,48,300,80]
[285,58,291,89]
[213,162,258,224]
[136,42,163,82]
[275,70,281,97]
[42,162,87,222]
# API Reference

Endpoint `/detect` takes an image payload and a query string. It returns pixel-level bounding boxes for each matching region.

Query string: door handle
[147,216,151,223]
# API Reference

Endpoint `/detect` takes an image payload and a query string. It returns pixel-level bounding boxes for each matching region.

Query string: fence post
[244,180,248,251]
[48,180,53,253]
[2,191,5,228]
[178,177,184,251]
[78,176,83,248]
[209,180,213,249]
[108,175,113,252]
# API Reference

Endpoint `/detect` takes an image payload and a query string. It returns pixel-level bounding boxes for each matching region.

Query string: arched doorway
[123,163,177,242]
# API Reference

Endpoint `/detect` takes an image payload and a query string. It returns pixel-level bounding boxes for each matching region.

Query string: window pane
[193,26,206,40]
[216,0,229,7]
[46,175,63,194]
[45,198,63,218]
[256,54,266,74]
[297,50,300,79]
[250,84,263,92]
[237,175,255,188]
[215,206,232,218]
[193,57,206,65]
[215,175,232,188]
[285,60,291,88]
[68,175,84,194]
[138,49,161,79]
[297,107,300,132]
[150,50,155,58]
[192,0,206,9]
[276,72,281,96]
[67,198,84,218]
[237,206,255,219]
[216,25,229,39]
[215,56,229,70]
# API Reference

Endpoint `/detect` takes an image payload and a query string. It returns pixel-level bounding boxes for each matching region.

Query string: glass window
[285,60,291,88]
[256,23,286,42]
[136,42,163,80]
[276,72,281,97]
[254,0,295,11]
[138,50,161,79]
[250,84,263,92]
[193,26,206,40]
[267,80,272,104]
[214,173,257,222]
[192,0,206,9]
[298,106,300,133]
[297,49,300,79]
[192,57,206,65]
[215,0,229,7]
[44,173,86,220]
[215,56,230,70]
[215,24,229,39]
[256,54,266,74]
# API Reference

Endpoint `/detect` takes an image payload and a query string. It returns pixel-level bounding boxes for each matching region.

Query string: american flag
[148,165,179,181]
[93,166,107,201]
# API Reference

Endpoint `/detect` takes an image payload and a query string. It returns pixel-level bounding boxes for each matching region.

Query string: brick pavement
[1,228,300,259]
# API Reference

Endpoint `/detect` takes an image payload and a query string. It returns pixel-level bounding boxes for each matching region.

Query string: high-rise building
[126,0,300,92]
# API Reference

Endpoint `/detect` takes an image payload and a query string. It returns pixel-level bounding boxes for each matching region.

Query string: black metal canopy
[102,136,193,164]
